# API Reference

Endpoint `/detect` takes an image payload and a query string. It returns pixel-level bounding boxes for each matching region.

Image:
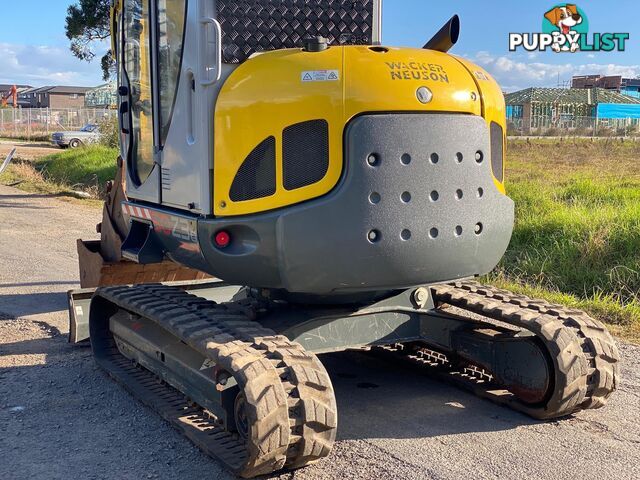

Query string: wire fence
[507,115,640,137]
[5,107,639,140]
[0,108,117,141]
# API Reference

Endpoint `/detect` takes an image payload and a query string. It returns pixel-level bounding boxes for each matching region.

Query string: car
[51,124,100,148]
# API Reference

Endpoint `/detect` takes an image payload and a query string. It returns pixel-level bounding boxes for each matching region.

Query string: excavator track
[90,284,337,478]
[380,281,620,420]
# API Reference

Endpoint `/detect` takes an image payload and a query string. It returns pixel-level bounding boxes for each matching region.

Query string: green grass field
[36,145,118,188]
[0,145,117,198]
[489,138,640,341]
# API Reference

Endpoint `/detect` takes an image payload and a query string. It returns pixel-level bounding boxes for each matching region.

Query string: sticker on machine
[301,70,340,82]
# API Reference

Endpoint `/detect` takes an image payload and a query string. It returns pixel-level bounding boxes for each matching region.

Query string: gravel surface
[0,140,60,161]
[1,185,639,480]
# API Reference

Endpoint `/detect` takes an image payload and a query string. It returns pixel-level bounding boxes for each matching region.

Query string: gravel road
[1,185,639,480]
[0,140,61,161]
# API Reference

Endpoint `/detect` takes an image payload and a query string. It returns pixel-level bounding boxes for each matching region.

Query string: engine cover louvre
[229,136,277,202]
[283,120,330,191]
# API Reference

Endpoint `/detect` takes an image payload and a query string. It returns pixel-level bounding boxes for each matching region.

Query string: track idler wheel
[431,282,620,420]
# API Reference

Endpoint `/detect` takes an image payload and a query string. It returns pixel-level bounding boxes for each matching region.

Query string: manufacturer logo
[509,4,629,53]
[416,86,433,104]
[386,62,449,83]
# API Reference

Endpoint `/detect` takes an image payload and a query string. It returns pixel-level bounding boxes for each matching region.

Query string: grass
[0,160,64,194]
[1,144,117,201]
[35,145,118,190]
[486,138,640,342]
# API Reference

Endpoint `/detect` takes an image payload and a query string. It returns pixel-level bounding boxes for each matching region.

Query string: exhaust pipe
[423,15,460,52]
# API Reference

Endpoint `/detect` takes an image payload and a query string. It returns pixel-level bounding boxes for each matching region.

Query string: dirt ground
[0,139,60,161]
[1,185,639,480]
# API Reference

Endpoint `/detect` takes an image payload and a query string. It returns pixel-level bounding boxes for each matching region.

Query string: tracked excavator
[68,1,620,477]
[1,85,17,108]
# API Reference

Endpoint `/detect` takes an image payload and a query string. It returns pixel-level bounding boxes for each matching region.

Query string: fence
[7,107,637,140]
[507,115,640,137]
[0,107,117,141]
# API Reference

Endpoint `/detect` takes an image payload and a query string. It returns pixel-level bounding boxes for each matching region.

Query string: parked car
[51,124,100,148]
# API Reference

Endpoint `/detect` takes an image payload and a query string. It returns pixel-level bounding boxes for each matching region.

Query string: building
[85,82,118,108]
[0,83,31,95]
[505,87,640,132]
[18,86,48,108]
[571,75,640,98]
[17,86,92,108]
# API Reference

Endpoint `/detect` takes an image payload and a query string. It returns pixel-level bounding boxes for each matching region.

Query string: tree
[65,0,114,81]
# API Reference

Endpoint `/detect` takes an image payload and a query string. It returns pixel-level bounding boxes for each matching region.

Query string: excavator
[0,85,17,108]
[68,1,620,477]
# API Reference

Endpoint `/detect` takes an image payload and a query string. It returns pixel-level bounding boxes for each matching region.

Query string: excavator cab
[70,1,619,477]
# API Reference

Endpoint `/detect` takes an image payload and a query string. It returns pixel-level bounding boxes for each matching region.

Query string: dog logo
[542,4,587,52]
[544,4,583,52]
[509,5,628,53]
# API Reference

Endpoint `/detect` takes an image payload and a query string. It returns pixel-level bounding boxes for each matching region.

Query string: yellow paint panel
[344,46,481,119]
[214,48,345,216]
[214,47,498,216]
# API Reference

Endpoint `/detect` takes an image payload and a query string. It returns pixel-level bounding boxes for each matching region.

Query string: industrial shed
[505,87,640,133]
[85,83,117,108]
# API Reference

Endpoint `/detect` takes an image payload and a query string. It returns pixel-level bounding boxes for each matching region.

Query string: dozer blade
[70,156,211,343]
[67,278,231,344]
[76,239,210,289]
[69,238,210,343]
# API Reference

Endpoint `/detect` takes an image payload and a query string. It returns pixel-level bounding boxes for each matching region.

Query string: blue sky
[1,0,638,90]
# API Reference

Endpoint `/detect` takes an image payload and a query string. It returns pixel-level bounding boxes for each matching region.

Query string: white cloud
[0,42,106,87]
[473,51,640,92]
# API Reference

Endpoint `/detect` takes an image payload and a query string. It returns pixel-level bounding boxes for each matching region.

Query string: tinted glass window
[123,0,155,184]
[157,0,187,144]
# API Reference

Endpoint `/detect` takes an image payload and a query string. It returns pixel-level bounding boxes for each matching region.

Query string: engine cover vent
[230,136,277,202]
[283,119,330,190]
[490,121,504,182]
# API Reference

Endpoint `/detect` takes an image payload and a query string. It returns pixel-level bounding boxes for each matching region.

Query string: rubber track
[424,281,620,419]
[92,284,337,478]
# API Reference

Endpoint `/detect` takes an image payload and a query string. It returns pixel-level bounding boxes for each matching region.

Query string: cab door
[119,0,160,203]
[118,0,192,207]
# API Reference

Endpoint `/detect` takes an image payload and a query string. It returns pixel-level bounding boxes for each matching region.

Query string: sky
[0,0,638,91]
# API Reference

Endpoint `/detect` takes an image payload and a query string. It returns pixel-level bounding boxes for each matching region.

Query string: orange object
[1,85,17,108]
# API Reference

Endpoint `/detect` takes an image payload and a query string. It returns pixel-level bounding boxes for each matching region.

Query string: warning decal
[301,70,340,82]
